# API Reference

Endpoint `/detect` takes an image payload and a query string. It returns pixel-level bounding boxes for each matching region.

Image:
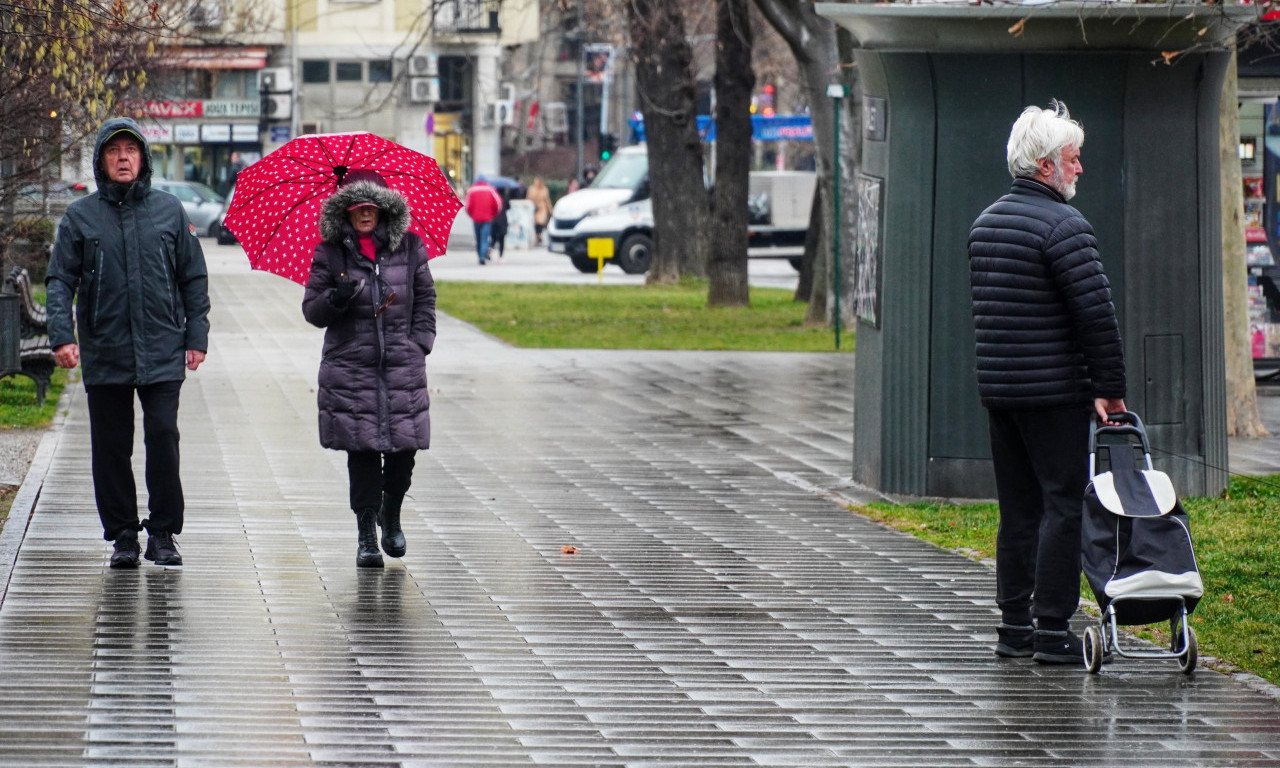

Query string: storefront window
[1243,99,1280,363]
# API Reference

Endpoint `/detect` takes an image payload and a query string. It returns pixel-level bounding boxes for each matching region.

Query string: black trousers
[988,406,1091,631]
[85,381,184,541]
[347,450,416,512]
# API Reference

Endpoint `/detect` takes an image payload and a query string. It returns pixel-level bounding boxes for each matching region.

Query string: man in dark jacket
[46,117,211,569]
[968,101,1126,664]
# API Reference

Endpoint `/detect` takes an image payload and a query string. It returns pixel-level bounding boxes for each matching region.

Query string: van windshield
[591,152,647,190]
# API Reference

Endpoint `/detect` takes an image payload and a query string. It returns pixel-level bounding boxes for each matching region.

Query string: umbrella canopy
[224,132,461,285]
[484,175,522,190]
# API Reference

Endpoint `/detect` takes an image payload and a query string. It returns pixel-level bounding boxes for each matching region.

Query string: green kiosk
[815,3,1257,498]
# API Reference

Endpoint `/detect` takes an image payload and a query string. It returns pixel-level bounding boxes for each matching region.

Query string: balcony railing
[434,0,501,34]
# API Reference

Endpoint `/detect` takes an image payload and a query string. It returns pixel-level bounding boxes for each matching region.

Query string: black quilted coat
[302,182,437,452]
[968,178,1125,410]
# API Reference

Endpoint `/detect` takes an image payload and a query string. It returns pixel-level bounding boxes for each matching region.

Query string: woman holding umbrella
[302,170,436,568]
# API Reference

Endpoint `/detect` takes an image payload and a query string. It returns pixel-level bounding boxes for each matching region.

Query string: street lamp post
[826,83,849,350]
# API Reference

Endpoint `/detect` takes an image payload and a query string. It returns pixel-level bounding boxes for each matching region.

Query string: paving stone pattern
[2,261,1279,767]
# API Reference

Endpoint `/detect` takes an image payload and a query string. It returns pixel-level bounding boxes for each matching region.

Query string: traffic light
[599,133,618,161]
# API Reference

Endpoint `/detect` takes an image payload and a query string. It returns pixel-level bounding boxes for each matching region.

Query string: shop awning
[158,46,268,69]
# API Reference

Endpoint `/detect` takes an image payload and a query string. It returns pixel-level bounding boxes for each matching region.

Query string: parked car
[12,179,91,216]
[151,179,225,237]
[214,184,238,244]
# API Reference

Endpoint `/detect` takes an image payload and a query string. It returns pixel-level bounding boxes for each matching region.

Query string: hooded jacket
[302,179,437,453]
[46,117,211,386]
[968,178,1126,410]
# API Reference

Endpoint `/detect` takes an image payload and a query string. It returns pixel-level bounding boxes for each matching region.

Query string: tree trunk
[795,181,822,301]
[751,0,840,309]
[707,0,755,307]
[626,0,709,283]
[1221,49,1268,437]
[807,27,860,326]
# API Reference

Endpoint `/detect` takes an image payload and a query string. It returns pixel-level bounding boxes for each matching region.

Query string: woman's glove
[329,279,361,309]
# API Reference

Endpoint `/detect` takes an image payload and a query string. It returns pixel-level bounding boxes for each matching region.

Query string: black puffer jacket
[302,181,437,452]
[46,117,210,386]
[968,178,1125,410]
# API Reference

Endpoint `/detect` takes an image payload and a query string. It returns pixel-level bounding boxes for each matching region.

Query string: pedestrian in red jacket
[464,177,503,265]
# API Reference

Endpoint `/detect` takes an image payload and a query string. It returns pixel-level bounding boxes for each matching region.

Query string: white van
[547,144,815,274]
[546,145,651,273]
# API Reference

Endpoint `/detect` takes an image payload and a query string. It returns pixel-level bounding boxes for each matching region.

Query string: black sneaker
[144,531,183,566]
[1033,629,1086,664]
[110,531,141,569]
[995,623,1034,657]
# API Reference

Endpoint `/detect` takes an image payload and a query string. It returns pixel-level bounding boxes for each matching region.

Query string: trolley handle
[1088,410,1154,474]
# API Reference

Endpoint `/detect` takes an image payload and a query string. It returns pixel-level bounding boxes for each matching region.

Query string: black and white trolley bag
[1081,412,1203,627]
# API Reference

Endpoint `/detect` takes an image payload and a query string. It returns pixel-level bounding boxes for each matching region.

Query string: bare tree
[625,0,709,282]
[707,0,754,305]
[751,0,845,324]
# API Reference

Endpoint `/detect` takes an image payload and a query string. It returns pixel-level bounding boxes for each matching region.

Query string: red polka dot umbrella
[223,132,462,285]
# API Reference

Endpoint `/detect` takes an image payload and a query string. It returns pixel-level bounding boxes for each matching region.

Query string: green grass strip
[436,280,853,353]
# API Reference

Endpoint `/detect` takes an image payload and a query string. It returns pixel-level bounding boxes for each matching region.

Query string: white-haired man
[968,100,1127,665]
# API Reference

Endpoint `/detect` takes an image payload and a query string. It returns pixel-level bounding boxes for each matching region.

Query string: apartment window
[369,60,393,83]
[302,60,330,84]
[336,62,363,82]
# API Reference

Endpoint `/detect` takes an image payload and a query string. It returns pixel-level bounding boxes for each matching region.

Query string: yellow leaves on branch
[1008,18,1027,38]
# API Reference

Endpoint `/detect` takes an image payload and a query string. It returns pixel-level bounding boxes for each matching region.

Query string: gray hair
[1006,100,1085,179]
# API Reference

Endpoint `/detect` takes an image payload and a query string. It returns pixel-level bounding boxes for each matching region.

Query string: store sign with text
[127,100,203,118]
[124,100,260,119]
[204,100,260,118]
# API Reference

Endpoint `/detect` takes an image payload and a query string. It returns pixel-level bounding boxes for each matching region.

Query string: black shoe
[1033,629,1086,665]
[144,531,183,566]
[379,494,407,558]
[995,623,1034,658]
[355,507,384,568]
[110,531,141,569]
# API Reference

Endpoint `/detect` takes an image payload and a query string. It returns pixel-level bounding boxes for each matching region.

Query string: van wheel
[617,233,653,274]
[569,254,597,274]
[789,257,803,272]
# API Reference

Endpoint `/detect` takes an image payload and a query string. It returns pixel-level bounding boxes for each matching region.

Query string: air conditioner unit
[188,0,223,29]
[407,53,437,78]
[484,100,514,128]
[258,68,294,94]
[262,94,293,120]
[409,77,440,104]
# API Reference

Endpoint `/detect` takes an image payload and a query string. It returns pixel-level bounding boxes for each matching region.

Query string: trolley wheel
[1177,626,1198,675]
[1083,626,1105,673]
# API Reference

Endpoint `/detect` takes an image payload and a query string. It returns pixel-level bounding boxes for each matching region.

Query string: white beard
[1049,166,1077,201]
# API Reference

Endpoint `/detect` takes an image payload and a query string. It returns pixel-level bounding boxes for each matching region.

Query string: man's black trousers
[987,406,1091,631]
[347,450,416,512]
[85,380,184,541]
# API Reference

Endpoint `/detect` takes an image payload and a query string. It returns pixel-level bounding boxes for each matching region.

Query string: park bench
[0,267,55,404]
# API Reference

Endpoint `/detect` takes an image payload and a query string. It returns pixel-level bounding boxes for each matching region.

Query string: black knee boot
[379,493,407,558]
[355,507,384,568]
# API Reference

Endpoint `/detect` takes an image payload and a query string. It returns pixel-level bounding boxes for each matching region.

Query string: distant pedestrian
[968,100,1126,664]
[46,116,211,569]
[527,177,552,246]
[302,170,437,568]
[463,176,502,265]
[490,188,510,263]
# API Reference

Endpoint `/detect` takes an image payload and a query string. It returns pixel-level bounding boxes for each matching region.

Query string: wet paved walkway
[2,250,1279,767]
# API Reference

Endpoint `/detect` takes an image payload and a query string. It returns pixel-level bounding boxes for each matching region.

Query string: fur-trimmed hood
[319,181,411,250]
